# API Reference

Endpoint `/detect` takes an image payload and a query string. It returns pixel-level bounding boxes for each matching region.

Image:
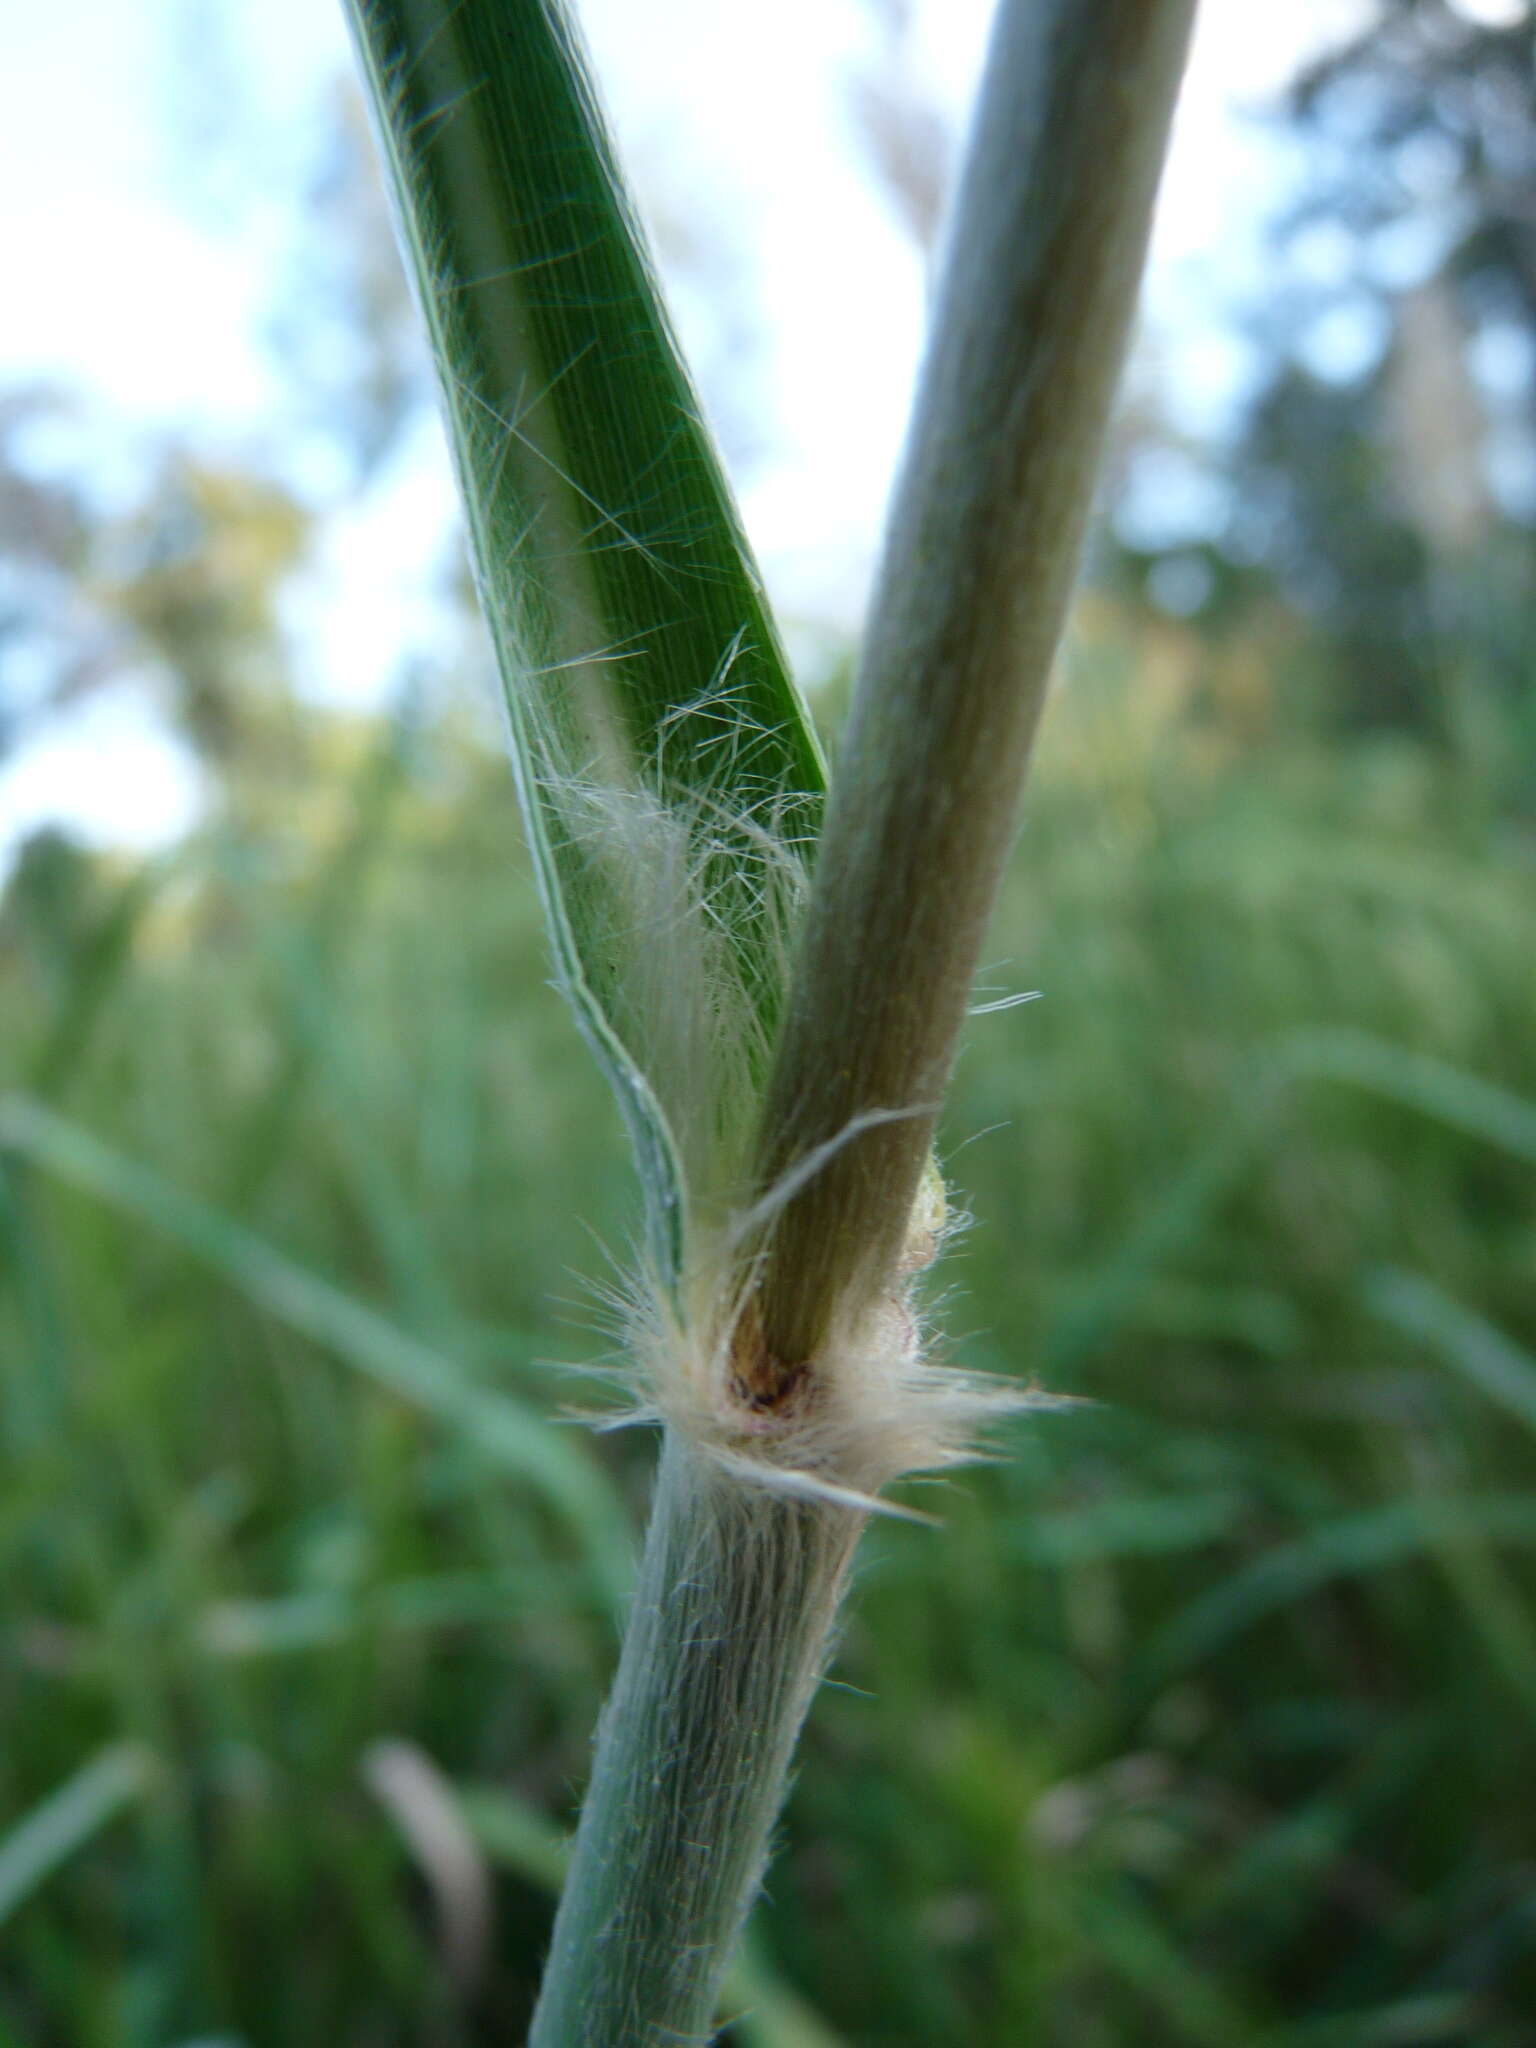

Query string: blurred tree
[0,397,313,779]
[1114,0,1536,754]
[1228,363,1437,730]
[0,391,112,757]
[1290,0,1536,350]
[107,453,311,770]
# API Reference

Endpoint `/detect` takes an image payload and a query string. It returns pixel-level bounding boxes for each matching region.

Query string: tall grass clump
[342,0,1194,2034]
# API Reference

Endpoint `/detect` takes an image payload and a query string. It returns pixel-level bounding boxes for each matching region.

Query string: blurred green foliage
[2,590,1534,2043]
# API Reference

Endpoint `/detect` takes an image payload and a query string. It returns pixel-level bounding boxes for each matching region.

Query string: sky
[0,0,1377,864]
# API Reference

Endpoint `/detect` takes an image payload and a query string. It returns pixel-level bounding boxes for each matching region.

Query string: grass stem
[750,0,1197,1372]
[528,1434,861,2045]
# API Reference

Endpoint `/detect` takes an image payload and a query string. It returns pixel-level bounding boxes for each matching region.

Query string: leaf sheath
[343,0,826,1277]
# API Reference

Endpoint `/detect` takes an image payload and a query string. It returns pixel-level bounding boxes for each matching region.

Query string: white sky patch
[0,684,204,866]
[7,205,276,420]
[580,0,937,627]
[1448,0,1530,23]
[285,413,465,707]
[0,0,310,421]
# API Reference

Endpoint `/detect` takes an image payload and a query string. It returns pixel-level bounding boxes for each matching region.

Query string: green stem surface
[751,0,1198,1369]
[529,1434,861,2046]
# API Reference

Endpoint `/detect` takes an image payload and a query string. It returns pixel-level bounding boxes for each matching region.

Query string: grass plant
[343,0,1192,2033]
[3,2,1535,2043]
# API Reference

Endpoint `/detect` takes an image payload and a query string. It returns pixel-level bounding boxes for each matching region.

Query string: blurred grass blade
[1045,1029,1536,1372]
[456,1781,572,1895]
[27,858,167,1099]
[1077,1887,1258,2044]
[1044,1109,1272,1370]
[1283,1026,1536,1165]
[0,1743,145,1930]
[362,1740,493,1996]
[343,0,825,1276]
[1255,1994,1494,2047]
[1364,1267,1536,1437]
[1144,1492,1536,1689]
[223,720,408,1207]
[0,1094,632,1607]
[0,1155,70,1451]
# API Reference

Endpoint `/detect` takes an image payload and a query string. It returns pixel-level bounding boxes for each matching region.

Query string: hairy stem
[528,1433,862,2046]
[750,0,1197,1372]
[348,0,1197,2032]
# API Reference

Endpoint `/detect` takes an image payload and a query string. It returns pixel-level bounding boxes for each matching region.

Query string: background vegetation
[3,1,1535,2041]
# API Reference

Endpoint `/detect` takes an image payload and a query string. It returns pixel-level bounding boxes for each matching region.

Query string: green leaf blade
[345,0,826,1270]
[0,1744,146,1931]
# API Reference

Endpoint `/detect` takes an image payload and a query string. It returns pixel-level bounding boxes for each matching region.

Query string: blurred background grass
[4,1,1536,2042]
